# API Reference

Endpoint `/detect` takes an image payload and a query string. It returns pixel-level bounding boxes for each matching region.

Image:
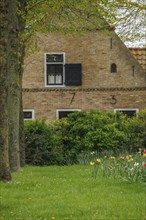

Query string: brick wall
[22,31,146,120]
[23,88,146,120]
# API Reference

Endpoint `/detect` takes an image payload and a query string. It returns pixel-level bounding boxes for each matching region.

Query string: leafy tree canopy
[20,0,145,48]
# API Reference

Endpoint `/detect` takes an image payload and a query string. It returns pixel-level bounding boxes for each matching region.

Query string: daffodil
[110,156,115,160]
[90,162,94,166]
[128,158,133,162]
[96,158,101,163]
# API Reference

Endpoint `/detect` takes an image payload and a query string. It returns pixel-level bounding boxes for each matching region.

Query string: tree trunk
[18,0,27,167]
[7,0,20,172]
[19,85,25,167]
[0,0,12,181]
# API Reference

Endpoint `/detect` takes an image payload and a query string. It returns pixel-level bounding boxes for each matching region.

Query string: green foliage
[24,110,146,166]
[126,109,146,149]
[24,120,65,166]
[53,110,129,162]
[22,0,146,50]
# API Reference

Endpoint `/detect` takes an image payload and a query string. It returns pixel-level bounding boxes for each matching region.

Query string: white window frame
[114,108,139,116]
[56,109,81,119]
[44,52,65,87]
[23,109,35,120]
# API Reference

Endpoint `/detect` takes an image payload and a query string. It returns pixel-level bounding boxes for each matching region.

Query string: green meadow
[0,165,145,220]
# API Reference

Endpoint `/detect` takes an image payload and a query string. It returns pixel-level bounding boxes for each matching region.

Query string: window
[56,109,81,119]
[23,109,35,120]
[114,108,139,117]
[111,63,117,73]
[45,53,65,86]
[45,53,82,87]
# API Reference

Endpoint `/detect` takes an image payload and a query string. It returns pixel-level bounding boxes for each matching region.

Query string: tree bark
[7,0,20,172]
[0,0,12,181]
[18,0,27,167]
[19,81,25,167]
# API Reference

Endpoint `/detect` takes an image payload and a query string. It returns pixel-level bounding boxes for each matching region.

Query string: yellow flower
[96,158,101,163]
[128,158,134,162]
[110,156,115,160]
[90,162,94,166]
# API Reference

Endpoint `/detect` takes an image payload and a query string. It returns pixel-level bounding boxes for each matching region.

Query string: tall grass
[0,165,145,220]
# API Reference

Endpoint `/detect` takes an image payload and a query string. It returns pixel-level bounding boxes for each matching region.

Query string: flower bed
[89,149,146,183]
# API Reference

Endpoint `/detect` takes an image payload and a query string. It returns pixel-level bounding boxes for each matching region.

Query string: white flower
[134,162,139,167]
[90,151,95,155]
[129,168,134,171]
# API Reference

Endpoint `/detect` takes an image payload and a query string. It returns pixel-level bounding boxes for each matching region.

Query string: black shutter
[65,64,82,86]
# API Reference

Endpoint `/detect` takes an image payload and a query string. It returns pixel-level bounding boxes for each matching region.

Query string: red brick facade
[22,31,146,120]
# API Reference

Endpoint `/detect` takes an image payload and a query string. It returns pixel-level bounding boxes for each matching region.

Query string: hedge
[24,110,146,165]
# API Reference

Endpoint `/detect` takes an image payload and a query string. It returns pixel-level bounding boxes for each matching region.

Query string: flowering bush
[90,149,146,183]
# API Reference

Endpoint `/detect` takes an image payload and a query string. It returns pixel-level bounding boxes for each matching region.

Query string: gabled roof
[129,48,146,72]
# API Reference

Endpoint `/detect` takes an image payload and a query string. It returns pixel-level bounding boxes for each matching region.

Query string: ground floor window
[114,108,139,117]
[56,109,81,119]
[23,109,35,120]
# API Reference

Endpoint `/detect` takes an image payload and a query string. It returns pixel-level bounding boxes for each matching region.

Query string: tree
[114,0,146,47]
[18,0,27,167]
[24,0,145,47]
[7,0,20,172]
[0,0,13,181]
[0,0,145,181]
[0,0,26,180]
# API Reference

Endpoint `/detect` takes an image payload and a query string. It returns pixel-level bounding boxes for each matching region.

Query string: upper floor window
[45,53,82,87]
[45,53,65,86]
[111,63,117,73]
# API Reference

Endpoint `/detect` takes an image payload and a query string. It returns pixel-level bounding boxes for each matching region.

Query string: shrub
[126,109,146,151]
[53,110,129,163]
[24,120,65,166]
[24,110,146,166]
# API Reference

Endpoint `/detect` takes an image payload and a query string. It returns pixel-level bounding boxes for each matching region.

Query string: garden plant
[24,109,146,168]
[1,110,146,219]
[88,149,146,183]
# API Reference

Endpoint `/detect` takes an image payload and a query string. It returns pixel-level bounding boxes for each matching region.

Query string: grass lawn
[0,165,145,220]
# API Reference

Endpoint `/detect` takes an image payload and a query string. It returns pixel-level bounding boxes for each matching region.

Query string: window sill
[45,85,66,88]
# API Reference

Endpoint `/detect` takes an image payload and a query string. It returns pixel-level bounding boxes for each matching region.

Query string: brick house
[22,30,146,120]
